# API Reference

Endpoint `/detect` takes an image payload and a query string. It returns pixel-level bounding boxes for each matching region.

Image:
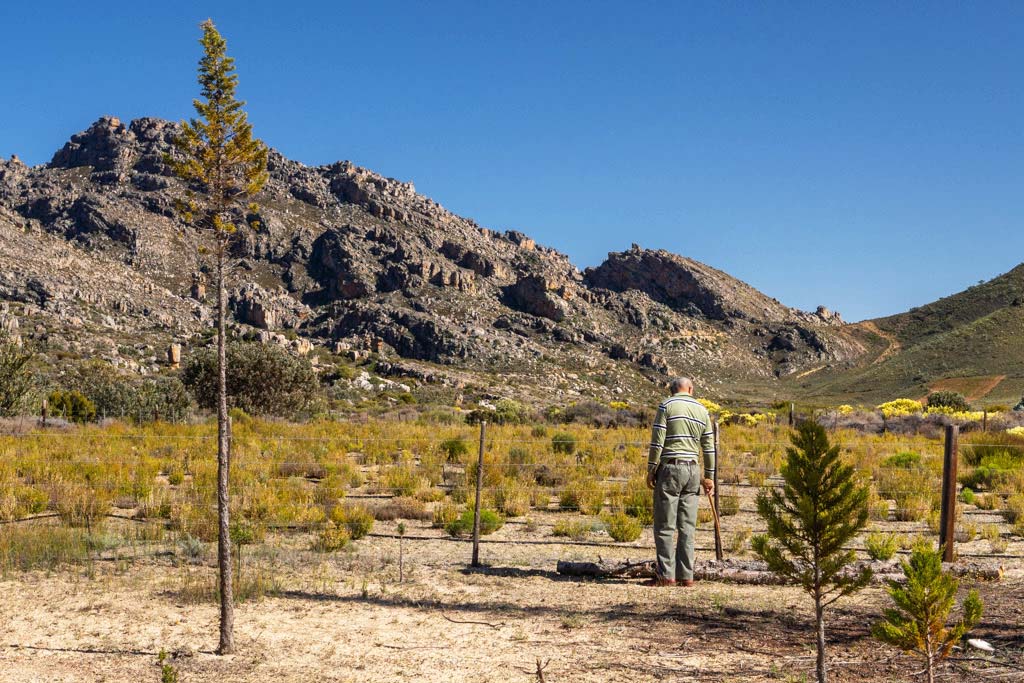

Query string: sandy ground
[2,514,1022,683]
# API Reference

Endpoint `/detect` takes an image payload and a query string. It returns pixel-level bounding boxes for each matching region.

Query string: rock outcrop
[0,115,867,403]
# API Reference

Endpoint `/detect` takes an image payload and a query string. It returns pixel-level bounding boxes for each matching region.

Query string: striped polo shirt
[647,393,716,479]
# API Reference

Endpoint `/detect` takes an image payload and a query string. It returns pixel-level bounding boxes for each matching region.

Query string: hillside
[790,267,1024,406]
[3,115,1020,410]
[0,115,874,408]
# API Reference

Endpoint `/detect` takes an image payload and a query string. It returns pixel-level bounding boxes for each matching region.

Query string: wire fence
[1,421,1022,564]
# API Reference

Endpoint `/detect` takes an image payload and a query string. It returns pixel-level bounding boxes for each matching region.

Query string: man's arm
[701,422,716,482]
[647,405,667,475]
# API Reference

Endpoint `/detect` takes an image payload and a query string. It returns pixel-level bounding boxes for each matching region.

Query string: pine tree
[166,19,268,655]
[752,421,871,683]
[872,544,983,683]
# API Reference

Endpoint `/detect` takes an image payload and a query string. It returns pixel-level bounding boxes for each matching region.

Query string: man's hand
[701,478,714,495]
[646,468,657,490]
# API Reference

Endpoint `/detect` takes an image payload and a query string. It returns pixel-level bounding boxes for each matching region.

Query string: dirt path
[928,375,1007,402]
[857,321,902,365]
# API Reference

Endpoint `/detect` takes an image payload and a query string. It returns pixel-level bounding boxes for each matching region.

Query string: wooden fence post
[939,424,959,563]
[471,420,486,567]
[712,419,723,561]
[982,410,988,432]
[788,403,795,428]
[41,398,48,428]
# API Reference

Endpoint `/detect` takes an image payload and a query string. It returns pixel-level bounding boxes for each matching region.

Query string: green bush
[551,432,577,454]
[48,390,96,423]
[493,478,531,517]
[439,438,469,462]
[330,504,374,540]
[445,509,503,537]
[864,532,899,561]
[927,391,970,412]
[883,452,922,469]
[182,342,321,417]
[432,501,460,529]
[61,361,192,422]
[962,431,1024,466]
[960,452,1022,491]
[603,512,642,542]
[552,519,591,540]
[311,522,350,552]
[623,477,654,525]
[559,479,604,515]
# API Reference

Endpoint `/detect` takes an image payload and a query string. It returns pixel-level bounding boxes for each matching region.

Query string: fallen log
[555,558,1003,584]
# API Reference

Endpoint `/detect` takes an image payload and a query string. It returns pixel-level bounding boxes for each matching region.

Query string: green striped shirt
[647,393,716,479]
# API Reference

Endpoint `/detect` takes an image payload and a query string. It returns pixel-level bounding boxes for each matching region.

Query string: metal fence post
[471,420,486,567]
[939,424,959,562]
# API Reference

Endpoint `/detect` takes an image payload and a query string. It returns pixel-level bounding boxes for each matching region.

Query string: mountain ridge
[0,115,1017,408]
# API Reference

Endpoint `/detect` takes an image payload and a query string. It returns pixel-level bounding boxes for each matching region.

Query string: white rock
[968,639,994,653]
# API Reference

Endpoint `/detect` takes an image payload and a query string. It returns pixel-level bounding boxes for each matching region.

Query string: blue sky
[2,2,1022,321]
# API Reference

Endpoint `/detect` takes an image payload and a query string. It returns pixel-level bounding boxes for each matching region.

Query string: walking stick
[706,487,723,561]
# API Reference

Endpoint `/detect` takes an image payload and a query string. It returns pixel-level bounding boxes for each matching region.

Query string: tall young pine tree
[167,19,268,655]
[752,421,871,683]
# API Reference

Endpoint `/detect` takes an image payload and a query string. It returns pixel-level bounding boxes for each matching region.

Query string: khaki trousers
[653,459,700,581]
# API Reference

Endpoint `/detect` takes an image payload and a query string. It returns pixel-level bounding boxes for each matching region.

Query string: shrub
[551,432,577,454]
[877,399,924,419]
[559,479,603,514]
[311,522,350,552]
[330,504,374,540]
[493,478,531,517]
[47,390,96,423]
[1004,494,1024,524]
[552,519,591,540]
[432,501,460,529]
[883,452,922,469]
[61,361,192,422]
[717,494,740,516]
[383,466,423,497]
[603,512,642,542]
[446,509,503,537]
[864,532,899,561]
[372,496,430,521]
[927,391,971,412]
[959,488,976,505]
[493,399,527,425]
[182,342,321,417]
[728,527,752,554]
[530,425,548,438]
[623,477,654,525]
[439,438,469,462]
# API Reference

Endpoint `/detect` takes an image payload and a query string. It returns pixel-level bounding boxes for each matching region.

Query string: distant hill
[789,266,1024,406]
[0,115,1018,409]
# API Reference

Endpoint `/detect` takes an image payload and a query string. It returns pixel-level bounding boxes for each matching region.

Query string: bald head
[669,377,693,395]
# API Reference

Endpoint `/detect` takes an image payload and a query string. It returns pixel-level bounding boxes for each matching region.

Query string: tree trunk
[815,597,826,683]
[216,244,234,655]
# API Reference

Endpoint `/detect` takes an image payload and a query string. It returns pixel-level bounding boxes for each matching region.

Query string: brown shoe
[679,579,695,587]
[644,577,676,587]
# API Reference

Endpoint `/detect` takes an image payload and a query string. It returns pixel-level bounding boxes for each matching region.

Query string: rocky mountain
[0,115,873,406]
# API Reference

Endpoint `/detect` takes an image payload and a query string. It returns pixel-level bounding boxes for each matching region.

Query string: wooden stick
[706,487,723,561]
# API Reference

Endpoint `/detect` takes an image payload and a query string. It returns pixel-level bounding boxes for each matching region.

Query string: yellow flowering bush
[1006,426,1024,437]
[609,401,630,411]
[923,406,985,421]
[877,399,923,418]
[696,398,721,414]
[837,405,855,415]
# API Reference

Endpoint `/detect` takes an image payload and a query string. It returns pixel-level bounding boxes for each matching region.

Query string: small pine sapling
[872,544,983,683]
[752,421,871,683]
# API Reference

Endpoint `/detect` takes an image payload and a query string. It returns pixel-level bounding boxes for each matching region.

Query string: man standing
[646,377,715,586]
